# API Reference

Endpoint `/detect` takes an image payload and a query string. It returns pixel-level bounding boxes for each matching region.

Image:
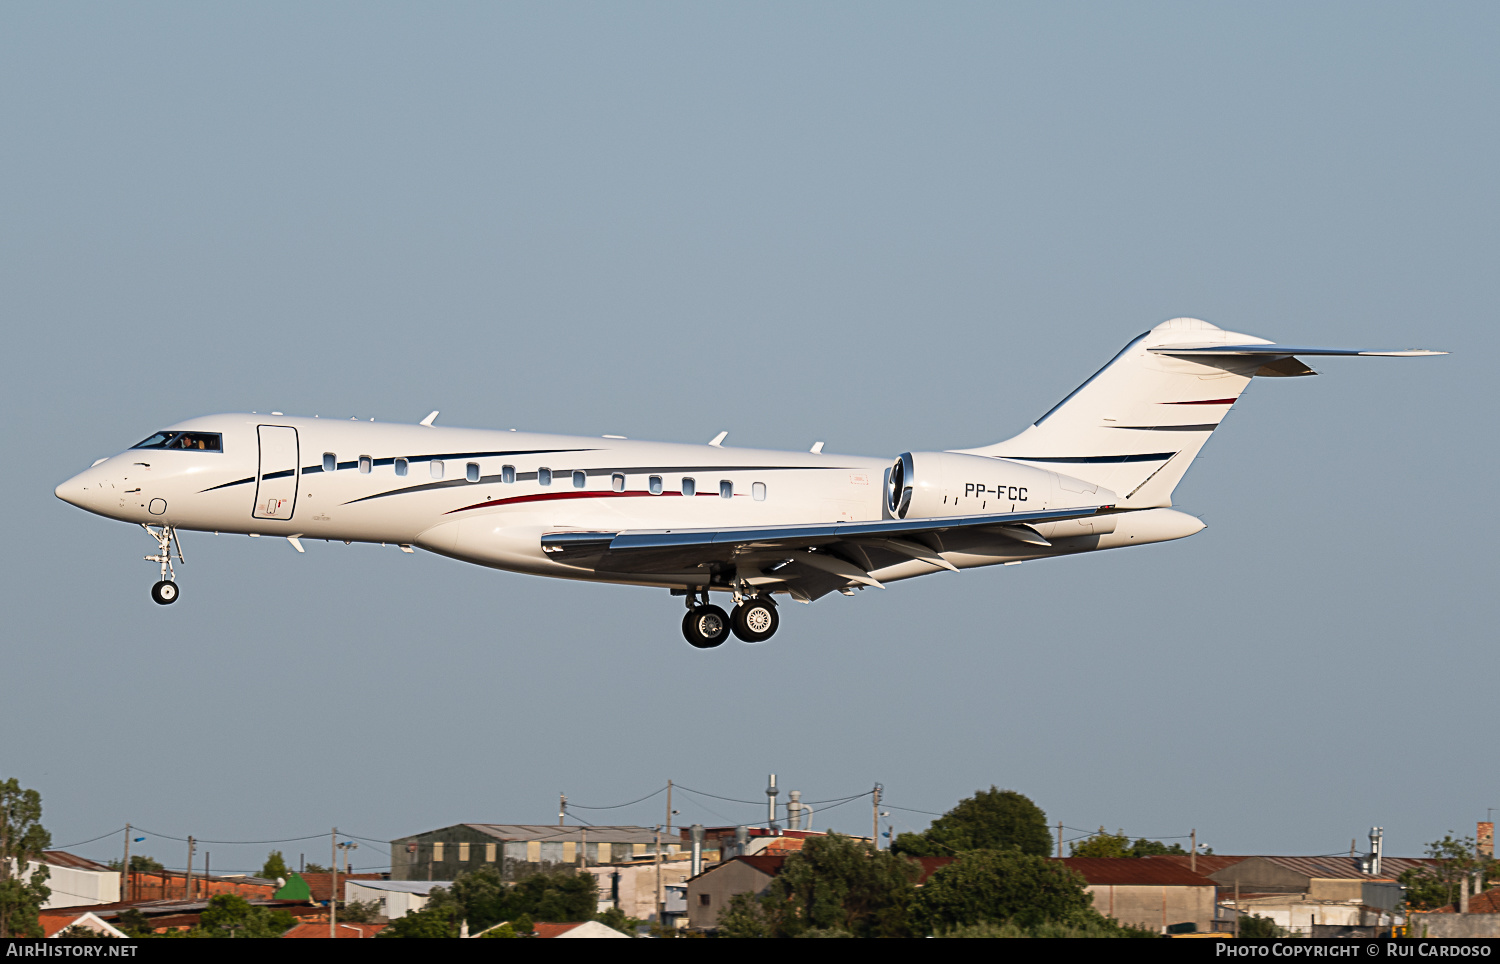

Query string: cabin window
[612,473,625,492]
[681,477,696,497]
[572,470,586,488]
[649,475,663,495]
[358,455,372,474]
[538,467,552,486]
[322,452,336,473]
[132,431,223,452]
[467,462,480,483]
[752,482,766,501]
[431,460,444,479]
[720,480,733,499]
[502,464,516,484]
[394,458,409,477]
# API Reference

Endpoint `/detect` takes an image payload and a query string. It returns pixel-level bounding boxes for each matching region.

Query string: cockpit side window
[132,432,222,452]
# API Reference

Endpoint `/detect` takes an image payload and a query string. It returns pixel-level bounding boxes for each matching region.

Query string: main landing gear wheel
[151,580,179,605]
[731,597,779,643]
[682,605,731,649]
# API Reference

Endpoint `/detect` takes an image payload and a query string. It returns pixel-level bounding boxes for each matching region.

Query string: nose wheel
[143,524,184,605]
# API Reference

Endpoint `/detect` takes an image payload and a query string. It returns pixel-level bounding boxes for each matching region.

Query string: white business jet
[55,319,1441,647]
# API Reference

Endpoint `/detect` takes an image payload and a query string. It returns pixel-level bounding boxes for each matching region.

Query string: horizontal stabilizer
[1150,344,1445,357]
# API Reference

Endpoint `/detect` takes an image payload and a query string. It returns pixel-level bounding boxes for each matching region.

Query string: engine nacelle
[887,451,1116,519]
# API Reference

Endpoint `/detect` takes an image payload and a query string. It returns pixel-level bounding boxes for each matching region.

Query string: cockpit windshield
[132,432,223,452]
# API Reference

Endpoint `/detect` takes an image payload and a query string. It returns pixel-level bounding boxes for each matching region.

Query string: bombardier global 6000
[55,319,1442,647]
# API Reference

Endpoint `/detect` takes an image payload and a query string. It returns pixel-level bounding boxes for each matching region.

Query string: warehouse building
[390,824,667,881]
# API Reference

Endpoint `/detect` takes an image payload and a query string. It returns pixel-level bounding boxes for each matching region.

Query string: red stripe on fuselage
[1161,398,1239,405]
[446,490,733,514]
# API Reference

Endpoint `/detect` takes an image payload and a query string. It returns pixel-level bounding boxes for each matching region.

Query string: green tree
[260,850,290,881]
[0,779,52,938]
[1238,913,1283,938]
[340,898,382,923]
[595,905,639,936]
[1399,833,1493,911]
[891,788,1051,858]
[376,904,459,939]
[1069,827,1192,858]
[716,892,770,938]
[115,909,155,938]
[195,893,297,938]
[912,849,1095,933]
[424,866,597,931]
[107,854,165,874]
[760,833,921,938]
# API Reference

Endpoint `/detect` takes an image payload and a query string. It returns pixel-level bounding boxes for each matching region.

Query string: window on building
[612,473,625,492]
[682,477,696,497]
[433,842,445,862]
[431,460,444,479]
[467,462,480,483]
[459,842,470,862]
[502,464,515,484]
[395,458,409,477]
[485,842,496,862]
[322,452,336,473]
[358,455,372,474]
[720,480,733,498]
[752,481,766,501]
[700,894,711,906]
[572,470,586,488]
[538,467,552,486]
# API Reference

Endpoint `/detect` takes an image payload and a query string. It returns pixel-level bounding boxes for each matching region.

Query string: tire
[151,580,179,605]
[682,605,731,649]
[731,597,779,643]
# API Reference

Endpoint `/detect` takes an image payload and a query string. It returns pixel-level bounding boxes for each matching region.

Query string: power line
[566,785,668,810]
[52,827,126,849]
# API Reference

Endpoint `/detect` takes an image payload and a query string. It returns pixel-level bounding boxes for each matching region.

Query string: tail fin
[959,318,1443,508]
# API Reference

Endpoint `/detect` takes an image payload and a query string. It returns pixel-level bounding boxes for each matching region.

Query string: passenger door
[253,425,299,520]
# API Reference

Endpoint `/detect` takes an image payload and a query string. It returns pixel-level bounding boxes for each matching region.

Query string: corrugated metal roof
[462,824,659,844]
[1258,856,1434,881]
[1055,858,1216,886]
[42,850,114,872]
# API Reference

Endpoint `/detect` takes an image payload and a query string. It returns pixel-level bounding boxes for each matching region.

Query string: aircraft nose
[54,477,85,508]
[55,465,107,511]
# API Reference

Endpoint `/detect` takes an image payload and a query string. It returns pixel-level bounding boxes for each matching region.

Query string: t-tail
[959,317,1444,509]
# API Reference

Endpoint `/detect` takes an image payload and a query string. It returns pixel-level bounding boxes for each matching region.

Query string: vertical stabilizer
[959,319,1274,508]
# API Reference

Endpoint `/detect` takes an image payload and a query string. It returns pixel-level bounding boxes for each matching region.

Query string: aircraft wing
[540,504,1108,601]
[1150,344,1445,357]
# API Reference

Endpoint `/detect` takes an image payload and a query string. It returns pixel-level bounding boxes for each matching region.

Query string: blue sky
[2,3,1494,874]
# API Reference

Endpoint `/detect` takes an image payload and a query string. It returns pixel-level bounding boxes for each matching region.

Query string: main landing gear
[144,523,184,605]
[680,590,779,648]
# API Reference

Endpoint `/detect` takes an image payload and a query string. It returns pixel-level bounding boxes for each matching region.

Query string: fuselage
[54,413,1205,592]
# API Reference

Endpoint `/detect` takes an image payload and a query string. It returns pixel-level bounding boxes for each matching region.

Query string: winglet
[709,431,728,447]
[420,411,439,427]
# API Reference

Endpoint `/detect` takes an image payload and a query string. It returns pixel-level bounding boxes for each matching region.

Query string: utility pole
[1057,821,1063,858]
[329,827,338,939]
[665,780,674,850]
[121,825,131,903]
[872,785,882,849]
[184,836,195,900]
[1191,829,1197,874]
[654,824,664,926]
[558,793,566,826]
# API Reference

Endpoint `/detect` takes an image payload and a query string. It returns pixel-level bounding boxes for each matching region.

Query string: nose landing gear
[143,523,184,605]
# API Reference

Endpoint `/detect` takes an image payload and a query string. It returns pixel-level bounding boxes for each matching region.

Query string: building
[281,921,388,938]
[390,824,664,881]
[29,851,120,908]
[1056,858,1218,933]
[34,910,127,938]
[344,878,454,919]
[584,854,693,925]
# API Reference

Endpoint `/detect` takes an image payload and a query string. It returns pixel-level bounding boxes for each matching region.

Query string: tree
[260,850,290,881]
[1069,827,1191,858]
[716,892,770,938]
[108,854,165,874]
[1238,913,1283,938]
[891,787,1051,857]
[912,849,1095,933]
[1399,834,1493,911]
[195,893,297,938]
[340,898,382,923]
[595,906,639,936]
[376,904,459,939]
[0,779,52,938]
[760,833,921,938]
[423,866,597,932]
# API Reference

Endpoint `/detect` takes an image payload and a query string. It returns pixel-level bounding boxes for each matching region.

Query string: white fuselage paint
[54,414,1203,592]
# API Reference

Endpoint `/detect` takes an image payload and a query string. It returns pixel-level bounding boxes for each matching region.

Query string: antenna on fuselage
[708,431,728,447]
[420,411,439,427]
